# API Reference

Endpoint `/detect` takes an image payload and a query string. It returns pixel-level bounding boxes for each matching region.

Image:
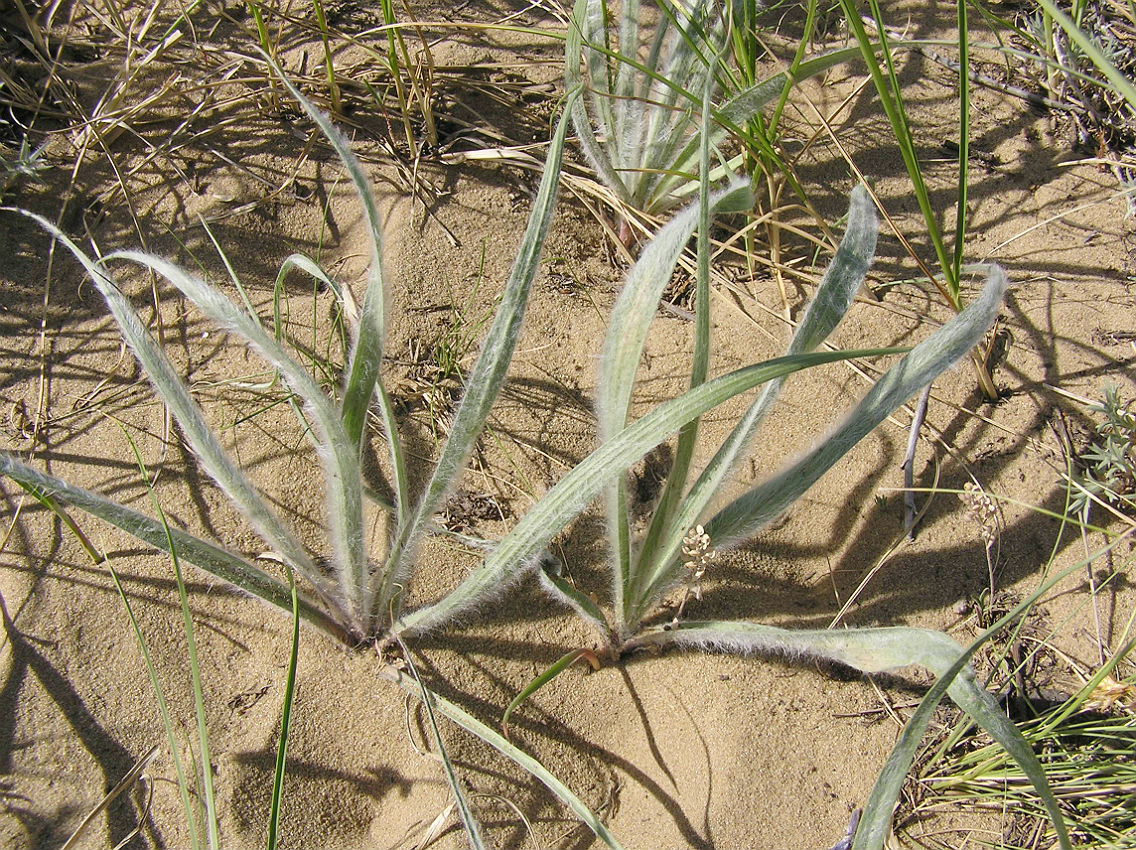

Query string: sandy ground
[2,1,1135,848]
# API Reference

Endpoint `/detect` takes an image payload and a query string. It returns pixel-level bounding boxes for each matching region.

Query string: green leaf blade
[706,266,1007,548]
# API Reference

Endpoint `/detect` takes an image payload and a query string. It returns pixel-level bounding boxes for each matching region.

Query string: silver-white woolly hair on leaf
[704,266,1008,551]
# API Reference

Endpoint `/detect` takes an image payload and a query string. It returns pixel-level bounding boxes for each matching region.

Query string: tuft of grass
[1027,0,1136,166]
[565,0,857,248]
[906,594,1136,849]
[916,662,1136,848]
[0,135,50,201]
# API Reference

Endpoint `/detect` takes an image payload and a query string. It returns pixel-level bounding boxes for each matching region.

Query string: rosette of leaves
[1,66,1069,849]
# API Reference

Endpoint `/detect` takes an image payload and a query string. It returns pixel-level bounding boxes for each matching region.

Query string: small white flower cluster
[681,524,715,602]
[960,481,999,549]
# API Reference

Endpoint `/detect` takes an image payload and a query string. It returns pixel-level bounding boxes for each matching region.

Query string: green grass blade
[851,661,1065,849]
[706,266,1006,547]
[373,93,578,624]
[396,347,900,637]
[20,489,203,849]
[640,620,1068,849]
[273,254,346,335]
[837,1,955,300]
[199,216,262,321]
[120,430,220,849]
[387,668,624,850]
[536,560,610,637]
[266,571,300,850]
[397,645,486,850]
[501,649,600,739]
[630,186,877,623]
[665,46,861,180]
[769,0,820,135]
[952,0,970,284]
[0,452,348,641]
[310,0,342,115]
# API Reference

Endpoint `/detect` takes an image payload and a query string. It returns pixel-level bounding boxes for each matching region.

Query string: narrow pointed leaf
[387,668,624,850]
[706,267,1007,547]
[106,248,368,627]
[373,94,579,623]
[566,0,633,205]
[10,211,328,603]
[598,176,751,626]
[0,452,347,640]
[502,648,600,740]
[537,559,610,637]
[667,46,863,184]
[269,61,411,519]
[630,63,731,627]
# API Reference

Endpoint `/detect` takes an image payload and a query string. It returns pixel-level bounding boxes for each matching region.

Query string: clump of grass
[910,645,1136,848]
[565,0,855,246]
[0,135,49,201]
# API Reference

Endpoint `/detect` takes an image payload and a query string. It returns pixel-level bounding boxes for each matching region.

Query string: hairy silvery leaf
[706,266,1008,547]
[641,620,1069,849]
[626,185,879,627]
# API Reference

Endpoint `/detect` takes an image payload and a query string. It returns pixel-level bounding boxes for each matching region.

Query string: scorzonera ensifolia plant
[565,0,859,245]
[0,71,630,847]
[1,62,1069,849]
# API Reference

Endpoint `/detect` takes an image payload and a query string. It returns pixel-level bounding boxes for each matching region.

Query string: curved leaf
[706,267,1007,547]
[639,620,1069,849]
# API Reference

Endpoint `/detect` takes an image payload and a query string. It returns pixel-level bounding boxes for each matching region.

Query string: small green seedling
[1072,384,1136,519]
